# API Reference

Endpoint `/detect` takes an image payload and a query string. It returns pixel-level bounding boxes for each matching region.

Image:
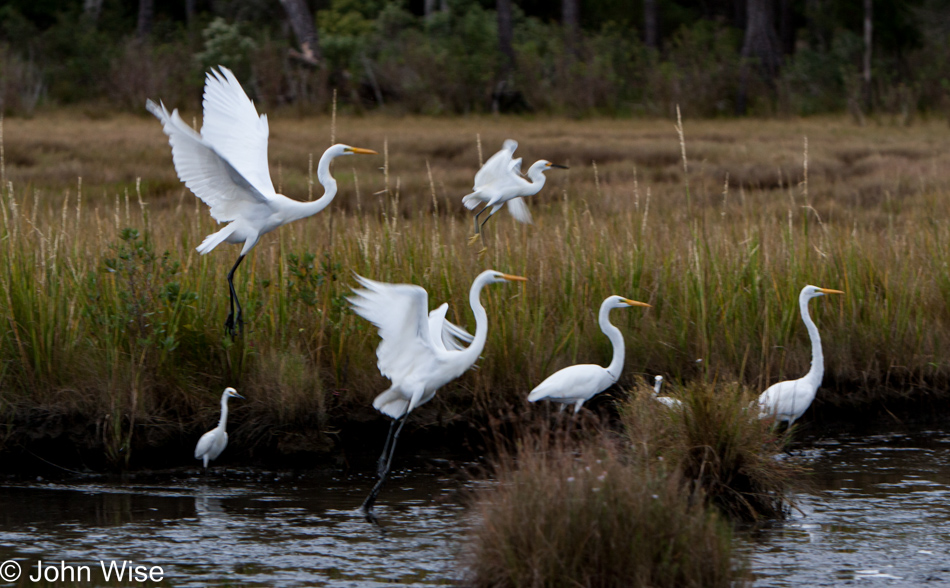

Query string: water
[2,430,949,587]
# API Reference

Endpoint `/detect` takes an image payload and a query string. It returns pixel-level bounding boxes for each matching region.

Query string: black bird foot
[361,504,380,525]
[224,311,244,337]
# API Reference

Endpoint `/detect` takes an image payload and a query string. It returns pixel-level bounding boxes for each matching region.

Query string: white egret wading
[528,295,650,414]
[195,387,244,468]
[349,269,527,521]
[757,285,844,427]
[653,375,682,408]
[147,66,376,336]
[462,139,566,243]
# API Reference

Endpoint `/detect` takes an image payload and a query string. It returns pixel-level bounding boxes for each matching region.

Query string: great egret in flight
[653,375,682,408]
[757,285,843,427]
[462,139,566,244]
[528,295,650,414]
[195,387,244,468]
[349,269,527,521]
[147,66,377,336]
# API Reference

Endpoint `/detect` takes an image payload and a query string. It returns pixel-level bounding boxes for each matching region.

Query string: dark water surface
[1,429,949,586]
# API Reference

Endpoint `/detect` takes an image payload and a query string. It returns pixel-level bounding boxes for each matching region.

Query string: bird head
[486,270,528,285]
[802,285,844,299]
[606,295,651,310]
[224,387,244,400]
[531,160,569,173]
[329,144,378,158]
[655,375,663,384]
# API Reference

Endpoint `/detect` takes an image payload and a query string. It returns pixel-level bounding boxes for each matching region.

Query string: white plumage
[147,66,376,335]
[462,139,566,240]
[653,375,682,408]
[528,295,650,414]
[194,387,244,468]
[757,285,844,427]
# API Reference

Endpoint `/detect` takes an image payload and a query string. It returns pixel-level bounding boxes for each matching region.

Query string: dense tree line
[1,0,948,117]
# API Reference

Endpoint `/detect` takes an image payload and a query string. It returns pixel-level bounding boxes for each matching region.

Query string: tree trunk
[644,0,658,49]
[737,0,782,114]
[279,0,321,65]
[425,0,437,20]
[562,0,579,56]
[863,0,872,110]
[136,0,153,38]
[83,0,103,25]
[779,0,795,55]
[185,0,196,27]
[493,0,517,114]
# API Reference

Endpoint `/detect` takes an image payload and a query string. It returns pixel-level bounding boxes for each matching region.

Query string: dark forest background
[1,0,949,118]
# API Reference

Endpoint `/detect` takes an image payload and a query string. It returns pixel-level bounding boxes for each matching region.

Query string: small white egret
[349,269,527,521]
[147,66,377,336]
[528,295,650,414]
[462,139,566,243]
[757,285,844,427]
[194,387,244,468]
[653,375,682,408]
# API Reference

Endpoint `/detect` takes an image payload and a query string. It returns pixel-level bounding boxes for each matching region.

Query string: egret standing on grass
[757,285,844,427]
[349,269,527,521]
[462,139,566,244]
[528,295,650,414]
[147,66,377,336]
[653,375,682,408]
[195,387,244,468]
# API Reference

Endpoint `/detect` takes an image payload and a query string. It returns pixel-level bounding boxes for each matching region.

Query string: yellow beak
[622,298,651,308]
[346,147,378,155]
[502,274,528,282]
[818,288,845,295]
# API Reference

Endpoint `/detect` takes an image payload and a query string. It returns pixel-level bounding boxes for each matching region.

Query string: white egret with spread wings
[147,66,376,336]
[462,139,566,244]
[349,269,527,522]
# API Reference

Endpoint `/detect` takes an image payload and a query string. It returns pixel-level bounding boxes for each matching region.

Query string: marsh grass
[1,113,949,464]
[622,379,797,521]
[462,429,743,588]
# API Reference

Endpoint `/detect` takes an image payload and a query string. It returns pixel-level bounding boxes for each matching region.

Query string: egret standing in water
[147,66,377,336]
[462,139,566,244]
[195,387,244,468]
[528,295,651,414]
[757,285,844,427]
[349,270,527,521]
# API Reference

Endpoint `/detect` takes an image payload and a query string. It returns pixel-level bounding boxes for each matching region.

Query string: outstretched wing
[147,99,273,223]
[349,275,440,383]
[473,139,519,190]
[428,303,474,352]
[199,67,277,200]
[506,197,533,224]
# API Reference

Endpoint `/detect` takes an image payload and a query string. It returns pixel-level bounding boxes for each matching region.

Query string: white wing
[473,139,519,190]
[506,197,533,224]
[147,99,273,223]
[349,275,441,384]
[199,67,277,200]
[194,429,217,459]
[428,303,474,352]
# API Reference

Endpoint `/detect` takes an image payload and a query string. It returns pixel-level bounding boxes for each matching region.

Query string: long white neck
[801,294,823,387]
[653,379,662,395]
[522,162,549,196]
[459,273,495,366]
[600,302,625,380]
[283,148,340,223]
[218,391,231,429]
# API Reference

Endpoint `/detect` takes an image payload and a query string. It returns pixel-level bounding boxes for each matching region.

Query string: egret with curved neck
[528,295,651,414]
[462,140,566,244]
[147,66,376,336]
[349,269,527,522]
[757,285,843,427]
[194,387,244,469]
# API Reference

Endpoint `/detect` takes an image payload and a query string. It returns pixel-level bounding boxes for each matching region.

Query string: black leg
[376,418,397,477]
[478,208,497,236]
[362,413,409,523]
[473,204,488,235]
[225,254,246,337]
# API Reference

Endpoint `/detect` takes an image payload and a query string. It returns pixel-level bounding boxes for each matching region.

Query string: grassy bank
[1,112,948,466]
